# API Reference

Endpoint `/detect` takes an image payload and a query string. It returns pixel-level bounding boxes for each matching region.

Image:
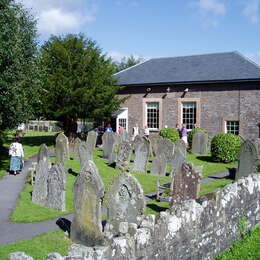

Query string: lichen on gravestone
[70,160,105,246]
[55,133,69,165]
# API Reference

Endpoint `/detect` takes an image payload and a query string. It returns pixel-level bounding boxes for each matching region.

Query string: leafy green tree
[39,34,125,135]
[115,55,144,72]
[0,0,40,133]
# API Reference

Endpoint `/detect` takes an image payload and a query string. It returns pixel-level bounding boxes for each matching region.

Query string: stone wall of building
[118,82,260,139]
[10,174,260,260]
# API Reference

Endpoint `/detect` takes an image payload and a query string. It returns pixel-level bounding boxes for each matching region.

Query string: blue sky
[21,0,260,64]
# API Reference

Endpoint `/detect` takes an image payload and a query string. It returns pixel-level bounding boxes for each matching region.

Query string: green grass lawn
[0,230,71,260]
[215,226,260,260]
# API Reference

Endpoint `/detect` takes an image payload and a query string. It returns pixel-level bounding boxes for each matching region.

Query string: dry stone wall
[9,174,260,260]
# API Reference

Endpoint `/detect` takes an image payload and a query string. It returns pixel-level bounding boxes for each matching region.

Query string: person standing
[180,124,188,145]
[105,123,113,132]
[9,137,24,175]
[144,125,150,138]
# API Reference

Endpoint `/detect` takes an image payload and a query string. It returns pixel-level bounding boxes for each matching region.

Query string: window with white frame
[182,102,196,130]
[118,118,127,129]
[146,102,159,129]
[225,120,239,135]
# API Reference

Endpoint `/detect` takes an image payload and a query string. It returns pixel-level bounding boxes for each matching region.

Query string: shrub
[188,127,208,149]
[159,128,180,142]
[211,133,241,163]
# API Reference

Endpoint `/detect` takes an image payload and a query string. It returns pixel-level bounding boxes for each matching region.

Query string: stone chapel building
[113,51,260,139]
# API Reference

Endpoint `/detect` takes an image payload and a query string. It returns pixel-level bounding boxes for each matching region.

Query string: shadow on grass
[0,146,9,177]
[21,135,56,147]
[146,203,168,213]
[196,155,215,162]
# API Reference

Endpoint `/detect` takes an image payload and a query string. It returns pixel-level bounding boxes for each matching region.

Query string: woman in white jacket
[9,137,24,175]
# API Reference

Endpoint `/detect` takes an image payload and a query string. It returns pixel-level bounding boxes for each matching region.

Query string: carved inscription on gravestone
[236,140,258,181]
[103,172,146,235]
[192,131,208,154]
[171,162,201,205]
[116,141,132,171]
[132,137,150,173]
[55,133,69,165]
[70,161,105,246]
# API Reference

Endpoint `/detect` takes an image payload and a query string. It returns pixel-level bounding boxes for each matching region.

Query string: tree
[0,0,41,133]
[39,34,126,136]
[115,55,144,73]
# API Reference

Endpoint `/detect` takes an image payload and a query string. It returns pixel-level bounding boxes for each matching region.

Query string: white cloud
[195,0,226,16]
[107,51,145,62]
[241,0,260,24]
[20,0,97,38]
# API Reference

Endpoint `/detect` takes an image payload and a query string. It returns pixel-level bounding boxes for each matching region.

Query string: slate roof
[114,52,260,86]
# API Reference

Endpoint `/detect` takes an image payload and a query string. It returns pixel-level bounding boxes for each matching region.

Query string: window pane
[146,102,159,129]
[182,102,196,130]
[226,121,239,135]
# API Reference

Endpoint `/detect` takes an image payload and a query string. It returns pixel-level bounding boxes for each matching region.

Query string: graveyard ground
[0,131,259,260]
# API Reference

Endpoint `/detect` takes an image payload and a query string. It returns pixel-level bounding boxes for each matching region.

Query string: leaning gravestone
[236,140,258,181]
[171,162,201,206]
[45,164,66,211]
[192,131,208,154]
[86,131,97,150]
[70,161,105,246]
[55,133,69,165]
[73,137,81,160]
[103,172,146,235]
[79,142,93,170]
[170,145,186,177]
[37,144,49,163]
[116,141,132,171]
[132,137,150,173]
[175,139,187,157]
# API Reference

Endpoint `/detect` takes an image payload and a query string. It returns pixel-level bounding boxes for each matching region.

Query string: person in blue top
[105,123,113,132]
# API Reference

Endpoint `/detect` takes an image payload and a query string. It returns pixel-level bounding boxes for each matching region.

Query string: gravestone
[171,146,186,177]
[73,137,81,160]
[192,131,208,154]
[55,133,69,165]
[108,134,121,165]
[70,161,105,246]
[132,137,150,173]
[116,141,132,171]
[103,172,146,235]
[45,164,66,211]
[171,162,201,206]
[236,140,258,181]
[32,159,50,205]
[37,144,49,163]
[120,130,129,142]
[151,153,167,176]
[79,142,93,170]
[150,136,164,157]
[158,138,175,162]
[86,131,97,150]
[253,138,260,171]
[133,135,144,152]
[175,139,187,157]
[102,132,114,159]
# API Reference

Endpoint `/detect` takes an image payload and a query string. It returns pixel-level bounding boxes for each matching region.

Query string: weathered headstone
[103,172,146,235]
[151,152,167,176]
[55,133,69,165]
[171,162,201,205]
[37,144,49,163]
[86,131,97,150]
[120,129,129,142]
[170,146,186,177]
[45,164,66,211]
[236,140,258,180]
[116,141,132,171]
[79,142,93,170]
[132,137,150,173]
[175,139,187,158]
[102,132,115,159]
[32,159,50,205]
[150,136,163,157]
[73,137,81,160]
[192,131,208,154]
[108,134,121,165]
[253,138,260,171]
[70,161,105,246]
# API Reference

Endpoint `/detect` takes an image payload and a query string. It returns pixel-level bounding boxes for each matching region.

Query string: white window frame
[116,108,128,132]
[181,101,197,131]
[146,102,159,130]
[225,120,240,135]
